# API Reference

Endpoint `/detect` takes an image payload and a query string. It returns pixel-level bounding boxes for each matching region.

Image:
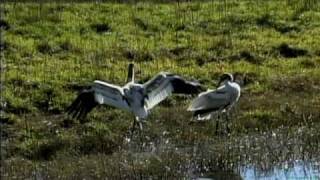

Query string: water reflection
[196,161,320,180]
[241,161,320,179]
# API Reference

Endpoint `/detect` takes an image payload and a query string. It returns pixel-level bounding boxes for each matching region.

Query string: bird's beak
[216,79,223,88]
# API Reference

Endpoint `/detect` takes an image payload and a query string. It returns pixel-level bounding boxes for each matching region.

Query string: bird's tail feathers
[189,112,212,122]
[187,103,206,111]
[197,113,212,121]
[187,93,209,111]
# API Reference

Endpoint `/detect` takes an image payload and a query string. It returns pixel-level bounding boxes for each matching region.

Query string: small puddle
[196,161,320,180]
[241,161,320,179]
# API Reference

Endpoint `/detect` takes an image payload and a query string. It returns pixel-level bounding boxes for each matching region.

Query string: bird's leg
[226,106,236,134]
[130,117,144,139]
[130,118,137,136]
[215,114,220,135]
[137,118,143,131]
[134,118,145,149]
[225,112,231,134]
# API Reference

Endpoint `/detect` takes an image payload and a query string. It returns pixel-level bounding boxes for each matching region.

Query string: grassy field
[1,0,320,178]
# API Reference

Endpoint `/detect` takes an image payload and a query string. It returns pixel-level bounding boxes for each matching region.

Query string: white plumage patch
[92,80,130,111]
[196,113,212,121]
[145,82,173,109]
[187,90,228,111]
[94,93,104,104]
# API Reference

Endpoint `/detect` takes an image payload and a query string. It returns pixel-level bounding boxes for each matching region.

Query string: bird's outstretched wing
[143,72,204,109]
[187,85,231,112]
[66,80,129,120]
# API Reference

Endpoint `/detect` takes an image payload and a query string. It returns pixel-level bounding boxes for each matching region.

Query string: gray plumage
[188,73,241,121]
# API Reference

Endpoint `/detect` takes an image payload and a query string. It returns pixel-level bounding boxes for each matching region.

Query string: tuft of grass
[299,58,317,68]
[276,43,308,58]
[91,23,111,34]
[0,19,10,30]
[19,138,65,160]
[37,41,59,54]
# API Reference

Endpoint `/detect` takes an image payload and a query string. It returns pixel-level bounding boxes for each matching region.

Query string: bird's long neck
[126,63,135,84]
[217,79,228,88]
[225,80,232,86]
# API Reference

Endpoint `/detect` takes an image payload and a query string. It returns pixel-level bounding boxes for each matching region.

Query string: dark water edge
[2,122,320,179]
[124,123,320,179]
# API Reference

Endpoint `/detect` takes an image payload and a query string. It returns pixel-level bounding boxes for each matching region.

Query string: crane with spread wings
[66,63,204,132]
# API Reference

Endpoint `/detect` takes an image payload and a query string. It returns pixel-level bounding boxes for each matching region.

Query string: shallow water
[125,124,320,179]
[196,161,320,179]
[241,161,320,179]
[3,118,320,179]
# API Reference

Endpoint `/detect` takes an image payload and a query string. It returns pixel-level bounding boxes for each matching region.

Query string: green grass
[1,0,320,179]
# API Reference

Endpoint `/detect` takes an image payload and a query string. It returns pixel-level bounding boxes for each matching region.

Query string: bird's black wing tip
[195,83,206,93]
[174,77,205,95]
[66,90,97,121]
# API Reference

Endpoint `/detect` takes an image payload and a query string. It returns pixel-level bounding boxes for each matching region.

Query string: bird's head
[126,62,135,84]
[128,62,134,70]
[217,73,234,87]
